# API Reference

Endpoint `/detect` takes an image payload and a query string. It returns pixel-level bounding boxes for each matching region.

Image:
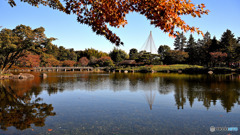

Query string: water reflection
[1,72,240,134]
[0,79,56,131]
[145,89,156,110]
[32,73,240,112]
[0,72,240,131]
[41,73,240,112]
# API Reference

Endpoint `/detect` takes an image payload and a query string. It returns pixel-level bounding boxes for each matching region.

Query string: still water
[0,72,240,135]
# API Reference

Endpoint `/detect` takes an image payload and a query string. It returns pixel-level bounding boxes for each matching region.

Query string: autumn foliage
[96,56,114,67]
[62,60,76,67]
[17,52,41,67]
[210,52,228,66]
[41,54,61,67]
[78,57,89,66]
[8,0,209,45]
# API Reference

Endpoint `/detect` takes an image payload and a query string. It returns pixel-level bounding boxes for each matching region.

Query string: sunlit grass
[117,64,204,72]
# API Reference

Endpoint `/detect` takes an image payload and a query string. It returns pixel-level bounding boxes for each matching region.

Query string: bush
[139,66,151,73]
[78,57,89,66]
[96,56,114,67]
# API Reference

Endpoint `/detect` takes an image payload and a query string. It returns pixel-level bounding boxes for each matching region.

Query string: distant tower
[140,31,158,54]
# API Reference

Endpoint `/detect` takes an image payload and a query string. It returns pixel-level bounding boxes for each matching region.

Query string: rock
[19,75,27,79]
[124,70,128,73]
[208,71,213,74]
[40,73,47,78]
[178,70,182,73]
[19,73,35,78]
[12,75,20,79]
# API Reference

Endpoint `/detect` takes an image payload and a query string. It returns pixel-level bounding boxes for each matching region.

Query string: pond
[0,72,240,135]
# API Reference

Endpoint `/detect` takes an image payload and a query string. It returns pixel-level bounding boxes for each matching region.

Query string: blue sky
[0,0,240,53]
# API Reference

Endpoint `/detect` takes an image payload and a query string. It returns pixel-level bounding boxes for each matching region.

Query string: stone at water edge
[19,73,35,78]
[40,73,47,78]
[208,71,213,74]
[11,75,20,79]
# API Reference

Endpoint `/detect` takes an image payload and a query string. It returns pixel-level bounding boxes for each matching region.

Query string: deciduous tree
[62,60,76,67]
[109,48,128,63]
[0,25,52,74]
[96,56,114,67]
[78,57,89,66]
[8,0,209,45]
[41,53,61,67]
[164,50,189,64]
[157,45,170,61]
[17,52,41,67]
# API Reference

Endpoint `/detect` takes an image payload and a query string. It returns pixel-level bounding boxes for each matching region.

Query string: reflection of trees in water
[0,80,55,131]
[173,79,187,109]
[42,72,110,93]
[18,72,240,112]
[158,78,173,95]
[170,74,240,112]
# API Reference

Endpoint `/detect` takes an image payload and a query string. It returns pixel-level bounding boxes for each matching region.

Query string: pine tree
[186,34,197,64]
[186,34,196,51]
[208,36,219,52]
[174,34,181,50]
[203,31,211,44]
[220,29,237,64]
[174,32,186,51]
[179,32,187,51]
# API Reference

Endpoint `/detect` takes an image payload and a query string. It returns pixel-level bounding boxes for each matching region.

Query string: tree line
[0,25,239,74]
[156,30,240,67]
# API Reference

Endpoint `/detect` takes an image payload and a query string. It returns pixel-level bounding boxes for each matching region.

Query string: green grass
[151,64,203,71]
[116,64,204,72]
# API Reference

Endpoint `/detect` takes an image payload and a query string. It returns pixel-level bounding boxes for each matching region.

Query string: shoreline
[1,66,239,80]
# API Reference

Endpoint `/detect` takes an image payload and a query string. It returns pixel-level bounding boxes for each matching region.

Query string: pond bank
[0,73,34,80]
[109,67,239,74]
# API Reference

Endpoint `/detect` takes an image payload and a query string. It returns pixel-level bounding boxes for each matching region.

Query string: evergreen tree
[69,48,77,61]
[129,48,138,60]
[203,31,211,44]
[219,29,237,64]
[58,46,69,61]
[220,29,237,52]
[174,34,181,50]
[186,34,197,64]
[198,32,212,66]
[174,32,186,51]
[179,32,187,51]
[186,34,196,51]
[208,36,219,52]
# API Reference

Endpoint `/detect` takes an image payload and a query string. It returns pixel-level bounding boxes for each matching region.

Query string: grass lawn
[117,64,204,72]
